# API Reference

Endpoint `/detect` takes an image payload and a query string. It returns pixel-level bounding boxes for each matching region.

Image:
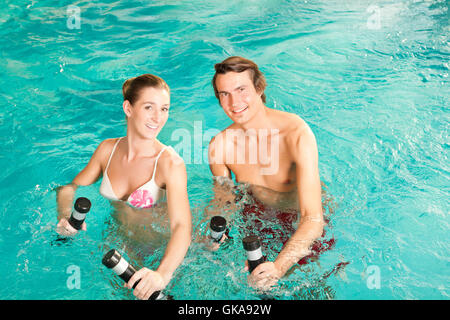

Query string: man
[208,56,324,289]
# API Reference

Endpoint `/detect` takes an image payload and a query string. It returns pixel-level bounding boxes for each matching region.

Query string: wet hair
[122,73,170,105]
[212,56,267,103]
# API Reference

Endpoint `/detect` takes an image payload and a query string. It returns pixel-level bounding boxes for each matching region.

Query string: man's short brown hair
[212,56,267,103]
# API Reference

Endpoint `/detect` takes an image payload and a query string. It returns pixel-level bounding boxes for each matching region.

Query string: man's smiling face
[215,70,263,125]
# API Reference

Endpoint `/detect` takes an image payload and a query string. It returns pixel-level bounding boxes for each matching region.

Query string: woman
[56,74,192,300]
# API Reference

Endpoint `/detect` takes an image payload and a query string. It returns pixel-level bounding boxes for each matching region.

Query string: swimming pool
[0,0,448,300]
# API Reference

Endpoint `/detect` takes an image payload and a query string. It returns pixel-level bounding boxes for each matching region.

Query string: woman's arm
[127,151,192,300]
[156,154,192,284]
[56,183,78,221]
[56,139,110,235]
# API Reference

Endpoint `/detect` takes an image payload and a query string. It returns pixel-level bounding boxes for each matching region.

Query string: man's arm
[206,134,236,215]
[193,135,236,249]
[205,132,239,218]
[248,125,324,288]
[273,125,324,274]
[208,134,232,179]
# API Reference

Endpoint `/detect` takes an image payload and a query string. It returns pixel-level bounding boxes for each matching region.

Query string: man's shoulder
[268,109,316,151]
[209,123,237,145]
[269,108,308,134]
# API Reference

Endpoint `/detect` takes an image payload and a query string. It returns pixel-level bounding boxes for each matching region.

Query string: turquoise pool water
[0,0,448,299]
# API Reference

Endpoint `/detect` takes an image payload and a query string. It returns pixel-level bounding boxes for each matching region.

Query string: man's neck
[238,105,276,131]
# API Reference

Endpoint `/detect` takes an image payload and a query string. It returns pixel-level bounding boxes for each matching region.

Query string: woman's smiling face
[124,86,170,139]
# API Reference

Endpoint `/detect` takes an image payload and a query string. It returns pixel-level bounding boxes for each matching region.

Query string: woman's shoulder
[97,137,121,152]
[158,144,185,172]
[93,137,123,163]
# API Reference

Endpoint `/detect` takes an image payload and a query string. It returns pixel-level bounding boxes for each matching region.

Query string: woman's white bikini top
[99,137,170,208]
